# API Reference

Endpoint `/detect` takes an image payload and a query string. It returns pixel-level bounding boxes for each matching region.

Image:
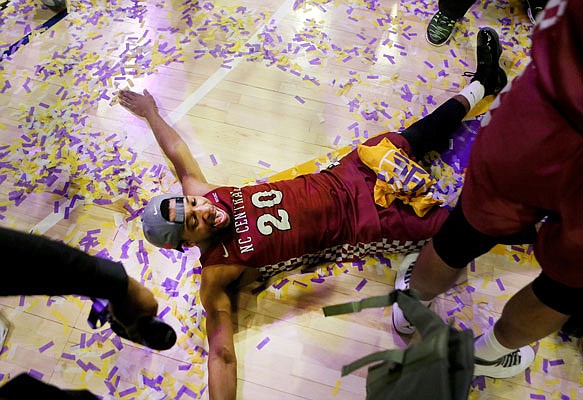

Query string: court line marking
[32,0,294,235]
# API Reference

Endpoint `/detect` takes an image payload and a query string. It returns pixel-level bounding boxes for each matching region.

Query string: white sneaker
[474,345,535,378]
[0,318,8,352]
[391,253,425,335]
[395,252,419,291]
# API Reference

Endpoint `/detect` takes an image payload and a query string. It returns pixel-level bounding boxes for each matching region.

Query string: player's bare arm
[118,89,218,196]
[200,264,249,400]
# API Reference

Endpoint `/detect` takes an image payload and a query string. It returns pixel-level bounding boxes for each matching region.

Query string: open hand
[118,89,158,118]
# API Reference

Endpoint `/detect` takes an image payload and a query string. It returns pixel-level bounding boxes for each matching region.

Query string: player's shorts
[341,132,449,244]
[459,63,583,288]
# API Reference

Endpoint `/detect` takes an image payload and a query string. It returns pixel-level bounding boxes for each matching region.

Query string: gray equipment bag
[323,289,474,400]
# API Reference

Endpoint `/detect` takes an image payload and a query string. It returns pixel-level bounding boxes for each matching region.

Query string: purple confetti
[39,341,54,353]
[158,306,171,319]
[355,278,367,292]
[273,278,289,290]
[495,278,505,291]
[256,337,270,350]
[119,387,137,397]
[100,349,116,359]
[28,369,43,380]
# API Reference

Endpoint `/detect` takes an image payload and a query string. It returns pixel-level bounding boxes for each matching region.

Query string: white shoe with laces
[474,345,535,378]
[391,253,429,335]
[0,318,7,352]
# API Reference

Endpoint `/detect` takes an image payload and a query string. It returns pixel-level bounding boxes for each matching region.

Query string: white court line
[167,0,295,125]
[32,201,82,235]
[31,0,295,234]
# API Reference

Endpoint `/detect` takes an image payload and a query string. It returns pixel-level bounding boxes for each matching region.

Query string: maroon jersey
[200,133,449,280]
[462,0,583,286]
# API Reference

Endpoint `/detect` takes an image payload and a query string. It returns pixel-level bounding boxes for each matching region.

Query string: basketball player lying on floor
[118,27,506,400]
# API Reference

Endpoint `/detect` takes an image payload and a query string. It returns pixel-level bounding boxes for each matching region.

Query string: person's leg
[393,199,541,378]
[402,27,506,159]
[405,197,537,300]
[410,240,463,301]
[393,197,536,322]
[427,0,476,45]
[392,199,501,334]
[472,273,578,378]
[493,282,569,350]
[400,96,468,159]
[409,199,500,301]
[439,0,476,19]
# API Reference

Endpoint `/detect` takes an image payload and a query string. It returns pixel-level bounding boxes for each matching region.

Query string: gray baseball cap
[141,194,186,251]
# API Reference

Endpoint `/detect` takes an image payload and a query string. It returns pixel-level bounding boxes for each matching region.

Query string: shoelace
[403,261,415,286]
[429,12,456,37]
[494,349,522,367]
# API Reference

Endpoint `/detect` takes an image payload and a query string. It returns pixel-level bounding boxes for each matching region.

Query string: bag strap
[323,293,394,316]
[323,290,446,338]
[393,290,446,338]
[341,348,406,376]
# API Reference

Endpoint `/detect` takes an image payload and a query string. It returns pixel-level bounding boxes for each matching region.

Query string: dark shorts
[433,199,582,315]
[459,63,582,287]
[346,131,450,243]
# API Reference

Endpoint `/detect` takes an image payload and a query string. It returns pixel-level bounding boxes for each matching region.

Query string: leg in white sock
[459,80,485,110]
[474,326,514,361]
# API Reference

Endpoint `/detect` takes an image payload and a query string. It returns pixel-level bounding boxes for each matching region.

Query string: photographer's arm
[0,226,157,326]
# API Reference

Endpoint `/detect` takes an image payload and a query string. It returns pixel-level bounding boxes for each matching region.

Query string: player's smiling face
[168,196,230,245]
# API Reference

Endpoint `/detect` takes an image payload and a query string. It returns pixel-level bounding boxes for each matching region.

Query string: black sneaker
[464,27,507,96]
[426,11,457,46]
[41,0,67,12]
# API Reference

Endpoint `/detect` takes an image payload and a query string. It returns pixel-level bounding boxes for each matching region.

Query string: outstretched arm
[200,264,247,400]
[118,89,218,196]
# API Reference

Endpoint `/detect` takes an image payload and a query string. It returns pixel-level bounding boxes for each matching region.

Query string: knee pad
[432,201,498,268]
